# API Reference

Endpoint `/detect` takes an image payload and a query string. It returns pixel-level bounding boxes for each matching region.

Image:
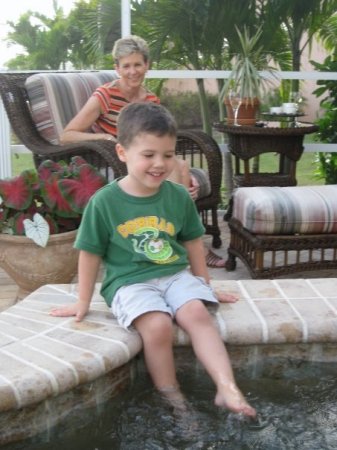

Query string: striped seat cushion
[232,185,337,234]
[25,71,117,144]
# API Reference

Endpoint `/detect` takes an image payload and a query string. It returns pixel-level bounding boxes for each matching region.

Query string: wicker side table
[214,122,318,187]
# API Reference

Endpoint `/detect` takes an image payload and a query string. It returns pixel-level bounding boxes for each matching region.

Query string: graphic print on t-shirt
[117,216,180,265]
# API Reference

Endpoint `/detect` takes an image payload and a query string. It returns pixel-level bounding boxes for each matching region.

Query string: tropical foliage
[219,26,278,103]
[3,0,337,130]
[266,0,337,91]
[5,4,71,70]
[312,55,337,183]
[0,157,106,246]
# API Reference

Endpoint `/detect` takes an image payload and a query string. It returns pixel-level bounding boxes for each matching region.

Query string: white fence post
[121,0,131,37]
[0,98,11,178]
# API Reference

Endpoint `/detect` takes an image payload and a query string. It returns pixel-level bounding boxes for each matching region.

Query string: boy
[51,102,256,418]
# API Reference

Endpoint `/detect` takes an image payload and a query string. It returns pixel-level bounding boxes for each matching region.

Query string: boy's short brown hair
[117,103,177,148]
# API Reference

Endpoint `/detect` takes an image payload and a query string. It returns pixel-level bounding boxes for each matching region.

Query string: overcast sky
[0,0,77,68]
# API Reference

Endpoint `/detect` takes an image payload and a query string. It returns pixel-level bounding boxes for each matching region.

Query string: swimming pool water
[3,357,337,450]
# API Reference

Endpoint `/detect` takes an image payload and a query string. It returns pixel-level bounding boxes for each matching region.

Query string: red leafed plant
[0,156,106,246]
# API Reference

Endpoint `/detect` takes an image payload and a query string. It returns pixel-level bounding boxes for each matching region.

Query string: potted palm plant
[0,156,106,299]
[219,26,278,125]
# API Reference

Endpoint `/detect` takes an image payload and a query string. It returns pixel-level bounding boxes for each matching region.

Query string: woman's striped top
[91,81,160,137]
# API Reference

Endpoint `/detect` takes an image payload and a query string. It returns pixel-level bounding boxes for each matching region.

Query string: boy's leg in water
[133,311,187,412]
[175,299,256,418]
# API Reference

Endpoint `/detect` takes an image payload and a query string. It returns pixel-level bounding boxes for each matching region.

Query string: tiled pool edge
[1,278,337,444]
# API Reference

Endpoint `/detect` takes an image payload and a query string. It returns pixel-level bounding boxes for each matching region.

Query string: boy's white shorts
[111,269,218,329]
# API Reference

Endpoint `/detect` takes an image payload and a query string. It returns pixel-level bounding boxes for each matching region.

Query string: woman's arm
[60,96,115,144]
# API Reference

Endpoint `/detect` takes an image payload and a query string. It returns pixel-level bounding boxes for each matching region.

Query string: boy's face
[116,132,177,196]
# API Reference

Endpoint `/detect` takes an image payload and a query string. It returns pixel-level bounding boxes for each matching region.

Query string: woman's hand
[188,174,200,201]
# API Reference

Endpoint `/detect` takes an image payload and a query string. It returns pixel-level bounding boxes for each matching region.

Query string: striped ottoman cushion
[25,71,117,144]
[232,185,337,234]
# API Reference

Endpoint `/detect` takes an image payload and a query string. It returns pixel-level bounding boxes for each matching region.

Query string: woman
[61,35,225,268]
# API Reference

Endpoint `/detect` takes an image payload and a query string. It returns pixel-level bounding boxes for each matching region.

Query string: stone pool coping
[1,278,337,414]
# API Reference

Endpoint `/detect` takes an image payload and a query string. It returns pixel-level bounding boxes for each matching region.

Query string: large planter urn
[0,230,79,301]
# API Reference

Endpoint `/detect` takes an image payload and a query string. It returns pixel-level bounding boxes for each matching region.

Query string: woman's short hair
[112,35,150,64]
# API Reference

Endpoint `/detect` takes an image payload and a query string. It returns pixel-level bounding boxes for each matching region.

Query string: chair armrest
[176,130,223,207]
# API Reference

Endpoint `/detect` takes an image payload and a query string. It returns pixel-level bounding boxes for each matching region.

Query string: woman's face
[115,52,149,89]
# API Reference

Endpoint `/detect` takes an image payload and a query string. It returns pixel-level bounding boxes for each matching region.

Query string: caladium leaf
[69,156,89,169]
[59,164,106,214]
[11,212,31,235]
[40,175,78,218]
[23,213,50,247]
[0,176,33,210]
[37,160,65,181]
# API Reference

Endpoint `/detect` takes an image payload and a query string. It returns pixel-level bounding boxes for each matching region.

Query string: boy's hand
[50,301,89,322]
[214,290,239,303]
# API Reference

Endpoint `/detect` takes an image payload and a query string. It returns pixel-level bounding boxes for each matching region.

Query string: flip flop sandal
[206,250,226,268]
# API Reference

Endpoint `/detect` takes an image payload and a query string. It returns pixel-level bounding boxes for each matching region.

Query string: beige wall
[301,39,326,122]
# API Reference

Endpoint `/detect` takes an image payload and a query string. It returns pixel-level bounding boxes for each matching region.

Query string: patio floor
[1,213,336,313]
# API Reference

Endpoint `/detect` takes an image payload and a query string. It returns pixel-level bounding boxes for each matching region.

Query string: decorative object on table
[289,91,303,110]
[282,102,298,114]
[219,26,278,126]
[0,156,106,300]
[288,91,303,126]
[228,89,242,126]
[269,106,283,114]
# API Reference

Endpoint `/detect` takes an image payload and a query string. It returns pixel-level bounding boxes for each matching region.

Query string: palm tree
[133,0,275,133]
[5,5,71,69]
[266,0,337,91]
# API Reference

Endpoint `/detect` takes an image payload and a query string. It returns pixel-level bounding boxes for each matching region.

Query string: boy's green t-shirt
[75,180,205,306]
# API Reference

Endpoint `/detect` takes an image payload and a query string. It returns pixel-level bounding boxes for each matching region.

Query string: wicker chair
[0,71,222,247]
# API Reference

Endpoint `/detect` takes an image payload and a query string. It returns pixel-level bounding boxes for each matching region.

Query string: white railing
[1,69,337,178]
[0,97,11,178]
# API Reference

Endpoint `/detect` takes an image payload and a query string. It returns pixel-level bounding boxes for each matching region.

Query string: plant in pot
[0,156,107,300]
[219,26,278,126]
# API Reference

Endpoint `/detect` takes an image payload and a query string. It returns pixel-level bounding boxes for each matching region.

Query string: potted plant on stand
[0,156,106,300]
[219,26,278,126]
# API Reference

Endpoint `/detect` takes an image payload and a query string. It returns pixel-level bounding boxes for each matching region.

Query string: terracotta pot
[0,230,79,301]
[224,97,260,126]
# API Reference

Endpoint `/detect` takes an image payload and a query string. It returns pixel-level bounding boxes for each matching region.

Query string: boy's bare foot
[214,382,256,418]
[158,385,188,413]
[159,385,200,436]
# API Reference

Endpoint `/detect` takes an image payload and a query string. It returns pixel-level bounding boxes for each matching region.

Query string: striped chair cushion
[25,71,117,144]
[232,185,337,234]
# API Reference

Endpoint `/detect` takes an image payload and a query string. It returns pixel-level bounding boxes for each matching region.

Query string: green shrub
[312,55,337,184]
[160,90,220,129]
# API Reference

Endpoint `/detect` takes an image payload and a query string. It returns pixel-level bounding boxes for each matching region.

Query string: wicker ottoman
[225,185,337,278]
